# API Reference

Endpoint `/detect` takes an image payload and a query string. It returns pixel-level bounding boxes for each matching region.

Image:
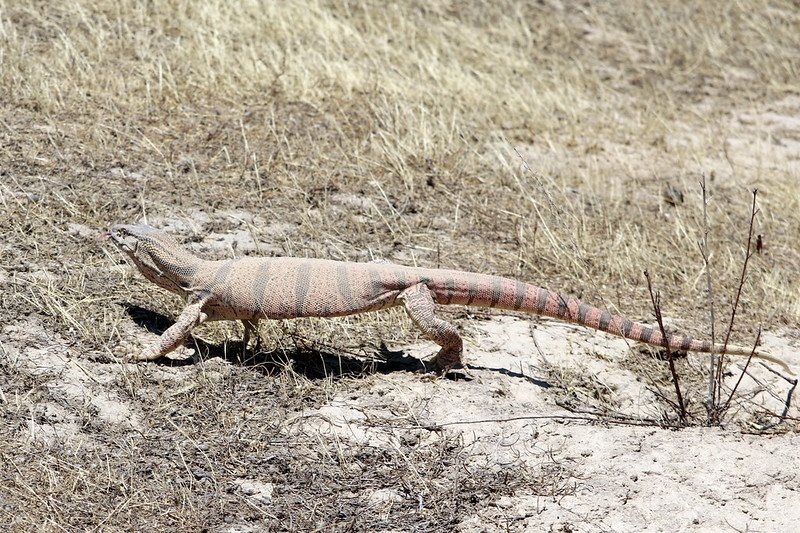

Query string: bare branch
[644,269,687,424]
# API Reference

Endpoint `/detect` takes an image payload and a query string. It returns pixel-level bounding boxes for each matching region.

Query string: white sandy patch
[299,313,800,531]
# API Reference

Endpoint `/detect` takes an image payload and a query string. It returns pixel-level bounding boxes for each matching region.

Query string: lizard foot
[428,350,473,379]
[129,346,165,361]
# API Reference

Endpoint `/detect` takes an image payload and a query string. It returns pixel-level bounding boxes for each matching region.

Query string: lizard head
[108,224,197,296]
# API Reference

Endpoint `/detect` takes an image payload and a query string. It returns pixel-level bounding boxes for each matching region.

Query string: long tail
[425,270,794,374]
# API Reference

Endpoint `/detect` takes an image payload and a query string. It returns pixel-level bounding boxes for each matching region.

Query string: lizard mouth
[106,226,135,252]
[106,228,122,245]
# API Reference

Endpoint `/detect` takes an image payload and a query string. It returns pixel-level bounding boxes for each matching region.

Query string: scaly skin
[107,224,793,374]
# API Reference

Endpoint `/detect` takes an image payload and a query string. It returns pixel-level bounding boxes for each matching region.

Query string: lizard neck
[133,245,208,297]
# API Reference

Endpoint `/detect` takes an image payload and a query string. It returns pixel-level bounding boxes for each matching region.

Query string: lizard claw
[425,354,473,380]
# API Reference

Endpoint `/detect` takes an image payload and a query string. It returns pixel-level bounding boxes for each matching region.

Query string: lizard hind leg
[241,319,261,353]
[399,283,464,371]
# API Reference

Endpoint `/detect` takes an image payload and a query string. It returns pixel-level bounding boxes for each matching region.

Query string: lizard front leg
[399,283,463,371]
[134,302,209,361]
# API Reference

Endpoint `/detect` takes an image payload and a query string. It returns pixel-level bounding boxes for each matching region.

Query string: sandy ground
[3,307,799,532]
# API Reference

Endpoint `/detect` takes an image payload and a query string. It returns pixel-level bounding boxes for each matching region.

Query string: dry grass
[2,0,800,530]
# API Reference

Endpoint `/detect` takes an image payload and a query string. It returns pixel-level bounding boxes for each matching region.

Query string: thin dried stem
[716,190,761,416]
[720,189,759,352]
[699,175,718,417]
[722,328,759,413]
[644,270,687,424]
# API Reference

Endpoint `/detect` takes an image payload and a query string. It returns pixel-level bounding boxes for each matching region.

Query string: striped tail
[427,271,793,374]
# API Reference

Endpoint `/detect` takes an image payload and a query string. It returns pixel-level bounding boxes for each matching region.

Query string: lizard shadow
[120,303,472,381]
